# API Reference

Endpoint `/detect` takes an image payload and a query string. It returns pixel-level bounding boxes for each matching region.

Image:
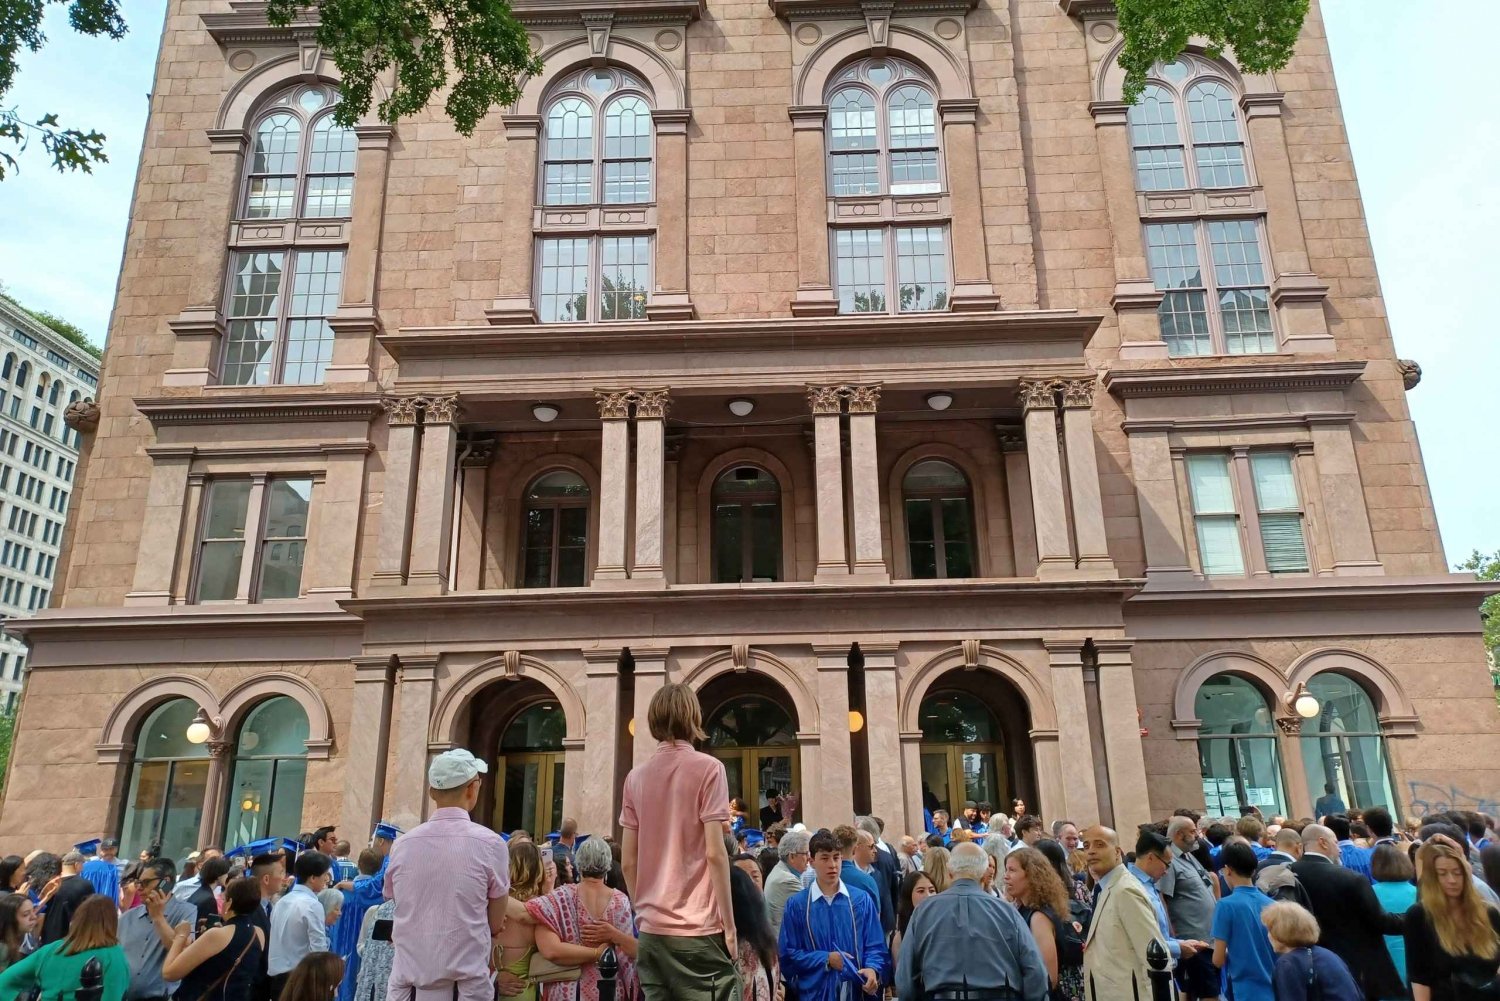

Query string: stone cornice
[1128,575,1500,615]
[5,602,362,642]
[1058,0,1115,18]
[509,0,705,27]
[200,1,319,45]
[771,0,975,18]
[1102,359,1366,399]
[134,394,385,427]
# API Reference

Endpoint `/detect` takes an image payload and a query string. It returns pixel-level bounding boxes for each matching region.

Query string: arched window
[1127,84,1186,192]
[1300,673,1397,817]
[14,362,28,391]
[711,466,782,583]
[47,379,62,406]
[1,354,13,381]
[521,470,590,588]
[536,70,654,324]
[222,696,310,846]
[902,459,974,579]
[1128,56,1248,191]
[119,699,211,862]
[33,373,47,400]
[826,58,949,316]
[1195,674,1287,816]
[497,702,566,836]
[704,693,800,822]
[919,691,1002,818]
[224,83,352,387]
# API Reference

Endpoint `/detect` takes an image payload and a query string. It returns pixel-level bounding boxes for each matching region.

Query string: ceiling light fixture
[925,391,954,411]
[532,403,560,423]
[728,398,755,417]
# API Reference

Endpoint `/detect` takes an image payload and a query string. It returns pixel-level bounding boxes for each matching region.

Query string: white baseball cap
[428,748,489,790]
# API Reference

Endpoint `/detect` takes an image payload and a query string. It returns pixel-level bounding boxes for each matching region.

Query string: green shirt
[0,941,129,1001]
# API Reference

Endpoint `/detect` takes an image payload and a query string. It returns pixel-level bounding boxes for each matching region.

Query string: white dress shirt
[269,883,329,976]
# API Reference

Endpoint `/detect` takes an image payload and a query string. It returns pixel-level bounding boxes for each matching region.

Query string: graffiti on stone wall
[1407,781,1500,818]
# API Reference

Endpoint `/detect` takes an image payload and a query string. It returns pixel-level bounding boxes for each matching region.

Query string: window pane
[603,160,652,204]
[1198,736,1287,816]
[266,757,308,843]
[1218,288,1275,354]
[750,502,780,581]
[1306,674,1381,733]
[1187,81,1247,187]
[1128,85,1187,191]
[224,253,285,386]
[599,236,649,320]
[528,470,589,500]
[1259,514,1308,573]
[523,507,555,588]
[245,177,296,220]
[283,251,343,385]
[543,163,592,206]
[223,758,273,846]
[603,96,651,203]
[1145,222,1203,289]
[197,542,246,600]
[1207,220,1266,287]
[539,238,590,322]
[247,113,300,218]
[835,229,886,313]
[1158,291,1212,357]
[896,226,948,312]
[714,503,744,583]
[303,115,356,216]
[1187,454,1243,576]
[120,760,170,859]
[829,88,877,151]
[557,507,587,587]
[204,480,253,540]
[887,85,936,149]
[831,152,879,196]
[1251,452,1309,571]
[137,699,213,760]
[1186,454,1236,514]
[940,497,974,578]
[259,478,311,599]
[905,499,937,580]
[239,696,311,756]
[904,459,968,492]
[1249,452,1298,511]
[1301,733,1395,817]
[1196,518,1244,575]
[160,760,210,863]
[889,151,939,194]
[544,99,594,206]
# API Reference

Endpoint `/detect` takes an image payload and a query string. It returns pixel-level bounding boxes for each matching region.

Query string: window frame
[519,470,591,589]
[219,247,348,386]
[190,474,316,604]
[900,459,977,580]
[1127,59,1255,194]
[830,223,951,315]
[534,233,653,324]
[538,70,657,208]
[823,57,945,199]
[237,84,358,223]
[710,465,784,584]
[1181,447,1312,579]
[1144,216,1278,356]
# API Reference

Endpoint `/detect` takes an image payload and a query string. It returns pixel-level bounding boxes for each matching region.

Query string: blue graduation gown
[333,855,389,1001]
[80,859,119,904]
[777,883,890,1001]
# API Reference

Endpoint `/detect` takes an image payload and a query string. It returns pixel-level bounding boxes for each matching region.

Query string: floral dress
[736,942,773,1001]
[525,884,639,1001]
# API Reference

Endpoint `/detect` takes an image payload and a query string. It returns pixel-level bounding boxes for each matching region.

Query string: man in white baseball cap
[384,748,510,1001]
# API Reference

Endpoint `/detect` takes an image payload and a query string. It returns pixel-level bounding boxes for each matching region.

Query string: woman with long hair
[0,893,37,970]
[730,865,778,1001]
[0,895,128,1001]
[922,846,953,893]
[162,878,265,1001]
[891,871,936,964]
[280,953,344,1001]
[1004,847,1083,1001]
[1404,840,1500,1001]
[525,838,638,1001]
[1034,839,1089,906]
[495,840,548,1001]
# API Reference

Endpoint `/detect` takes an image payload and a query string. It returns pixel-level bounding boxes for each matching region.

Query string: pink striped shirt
[385,807,510,988]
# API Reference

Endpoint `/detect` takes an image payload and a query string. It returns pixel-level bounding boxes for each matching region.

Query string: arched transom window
[1127,56,1249,193]
[244,84,357,219]
[826,57,941,197]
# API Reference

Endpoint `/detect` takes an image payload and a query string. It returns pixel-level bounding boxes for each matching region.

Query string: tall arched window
[1128,56,1248,191]
[705,694,800,821]
[1300,673,1397,817]
[14,362,28,391]
[521,470,590,588]
[224,83,353,386]
[119,699,210,862]
[919,691,1003,819]
[1195,674,1287,816]
[711,466,782,583]
[827,58,948,315]
[902,459,974,579]
[47,379,62,406]
[1,354,13,381]
[536,68,654,324]
[497,702,566,836]
[222,696,310,846]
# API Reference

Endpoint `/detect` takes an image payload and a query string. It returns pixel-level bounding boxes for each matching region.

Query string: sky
[0,0,1491,565]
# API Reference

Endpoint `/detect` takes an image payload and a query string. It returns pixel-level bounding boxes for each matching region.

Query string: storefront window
[1300,673,1397,818]
[223,697,310,848]
[1195,674,1287,817]
[120,699,210,861]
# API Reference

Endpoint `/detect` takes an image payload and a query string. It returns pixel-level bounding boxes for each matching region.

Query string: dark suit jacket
[39,875,94,944]
[249,901,273,1001]
[188,883,219,927]
[1290,854,1404,1000]
[1255,850,1299,876]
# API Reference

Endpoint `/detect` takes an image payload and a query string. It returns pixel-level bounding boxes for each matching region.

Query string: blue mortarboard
[73,839,101,856]
[546,832,560,843]
[372,822,402,842]
[500,832,510,842]
[227,836,300,859]
[741,829,764,848]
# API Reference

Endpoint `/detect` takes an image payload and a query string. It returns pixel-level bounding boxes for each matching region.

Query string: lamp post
[185,707,230,852]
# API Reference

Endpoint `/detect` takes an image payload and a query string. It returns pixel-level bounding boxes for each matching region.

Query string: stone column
[1127,423,1194,585]
[997,428,1038,576]
[845,387,887,580]
[595,392,632,583]
[632,391,670,580]
[1089,103,1167,360]
[809,387,849,581]
[1059,380,1116,576]
[631,649,669,766]
[487,116,542,323]
[340,655,396,839]
[390,654,438,831]
[163,130,247,386]
[811,645,854,828]
[860,644,904,835]
[788,108,838,317]
[407,395,460,594]
[126,446,195,605]
[372,397,422,587]
[899,732,927,839]
[1242,95,1334,354]
[1094,641,1151,833]
[938,100,1001,311]
[580,651,623,833]
[1019,380,1073,577]
[1044,640,1100,827]
[325,127,393,382]
[306,445,369,599]
[454,441,495,591]
[197,738,232,850]
[1308,416,1383,575]
[646,112,694,320]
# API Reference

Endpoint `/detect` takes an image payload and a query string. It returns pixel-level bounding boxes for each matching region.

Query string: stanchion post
[1146,938,1174,1001]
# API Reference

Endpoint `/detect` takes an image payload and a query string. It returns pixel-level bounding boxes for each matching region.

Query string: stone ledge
[200,1,318,46]
[135,393,385,427]
[509,0,705,27]
[1102,359,1366,398]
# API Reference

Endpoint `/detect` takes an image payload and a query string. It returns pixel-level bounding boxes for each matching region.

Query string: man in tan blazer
[1081,825,1169,1001]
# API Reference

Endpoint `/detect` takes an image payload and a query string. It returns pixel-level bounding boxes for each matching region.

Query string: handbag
[525,954,583,985]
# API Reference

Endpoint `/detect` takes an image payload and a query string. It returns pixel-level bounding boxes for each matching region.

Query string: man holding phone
[119,857,199,1001]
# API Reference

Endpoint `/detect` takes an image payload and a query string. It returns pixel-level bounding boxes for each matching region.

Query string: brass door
[494,752,565,836]
[712,748,801,825]
[919,743,1004,817]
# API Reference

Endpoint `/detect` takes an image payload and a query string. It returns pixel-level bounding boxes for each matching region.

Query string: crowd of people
[7,684,1500,1001]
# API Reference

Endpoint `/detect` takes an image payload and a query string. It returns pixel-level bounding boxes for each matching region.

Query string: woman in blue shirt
[1369,843,1416,992]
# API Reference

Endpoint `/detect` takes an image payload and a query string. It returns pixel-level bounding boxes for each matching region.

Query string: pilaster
[487,116,543,324]
[646,112,695,320]
[632,390,670,579]
[371,396,422,589]
[325,124,393,382]
[1059,380,1117,577]
[455,440,496,592]
[938,100,1001,311]
[1090,101,1169,361]
[340,655,395,838]
[305,444,369,598]
[595,391,632,583]
[1093,641,1151,833]
[1019,380,1073,577]
[580,651,624,833]
[809,386,849,581]
[1308,416,1383,575]
[390,654,438,831]
[1043,640,1100,827]
[789,107,838,316]
[631,648,669,766]
[125,447,195,606]
[860,643,904,835]
[406,395,460,595]
[845,386,888,580]
[811,645,854,828]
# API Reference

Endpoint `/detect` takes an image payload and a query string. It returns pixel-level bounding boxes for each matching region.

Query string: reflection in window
[1300,673,1396,817]
[120,699,210,862]
[825,58,941,196]
[835,226,948,314]
[194,477,313,602]
[242,85,355,220]
[501,702,566,751]
[522,470,589,588]
[1145,221,1272,357]
[196,480,253,602]
[919,691,999,743]
[1186,453,1244,576]
[712,466,782,583]
[540,67,653,207]
[223,250,345,386]
[705,696,797,747]
[902,459,974,579]
[1195,674,1287,816]
[1126,57,1249,192]
[222,696,310,847]
[258,479,311,599]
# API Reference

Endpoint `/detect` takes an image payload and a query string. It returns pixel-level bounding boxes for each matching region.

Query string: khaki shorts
[636,932,742,1001]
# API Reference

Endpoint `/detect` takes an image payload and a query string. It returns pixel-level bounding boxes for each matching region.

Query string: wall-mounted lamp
[728,399,755,417]
[532,403,561,423]
[925,392,954,412]
[185,708,222,745]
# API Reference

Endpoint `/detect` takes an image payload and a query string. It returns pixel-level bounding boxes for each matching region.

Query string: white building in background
[0,297,98,710]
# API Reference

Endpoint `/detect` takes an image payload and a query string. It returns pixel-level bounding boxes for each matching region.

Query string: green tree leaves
[1456,549,1500,703]
[1114,0,1310,104]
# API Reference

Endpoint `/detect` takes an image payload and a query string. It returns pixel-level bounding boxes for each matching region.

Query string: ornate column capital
[807,385,844,415]
[422,394,461,426]
[382,395,422,427]
[845,385,881,414]
[635,389,672,420]
[1018,379,1061,412]
[1060,378,1097,410]
[596,390,633,420]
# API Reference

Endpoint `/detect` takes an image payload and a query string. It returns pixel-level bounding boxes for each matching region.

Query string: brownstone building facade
[0,0,1493,856]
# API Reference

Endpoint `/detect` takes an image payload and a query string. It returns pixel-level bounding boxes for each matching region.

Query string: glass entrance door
[495,753,564,836]
[921,745,1001,818]
[712,749,801,826]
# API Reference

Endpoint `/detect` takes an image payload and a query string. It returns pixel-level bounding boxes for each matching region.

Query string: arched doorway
[700,674,801,825]
[915,670,1036,819]
[463,680,568,836]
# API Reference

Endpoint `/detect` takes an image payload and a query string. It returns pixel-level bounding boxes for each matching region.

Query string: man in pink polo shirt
[621,683,740,1001]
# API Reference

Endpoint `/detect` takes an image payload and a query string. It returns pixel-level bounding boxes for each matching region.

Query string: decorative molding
[994,424,1026,453]
[506,0,705,28]
[1057,0,1115,17]
[1273,715,1302,736]
[635,389,672,420]
[135,394,384,428]
[1017,378,1060,412]
[582,11,615,61]
[845,385,881,414]
[461,439,498,467]
[807,385,844,415]
[63,398,101,433]
[422,394,461,426]
[960,638,981,669]
[770,0,976,20]
[596,391,633,420]
[1059,378,1095,410]
[1102,360,1366,399]
[200,1,320,46]
[383,395,422,427]
[731,642,750,672]
[1398,360,1422,391]
[144,441,373,461]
